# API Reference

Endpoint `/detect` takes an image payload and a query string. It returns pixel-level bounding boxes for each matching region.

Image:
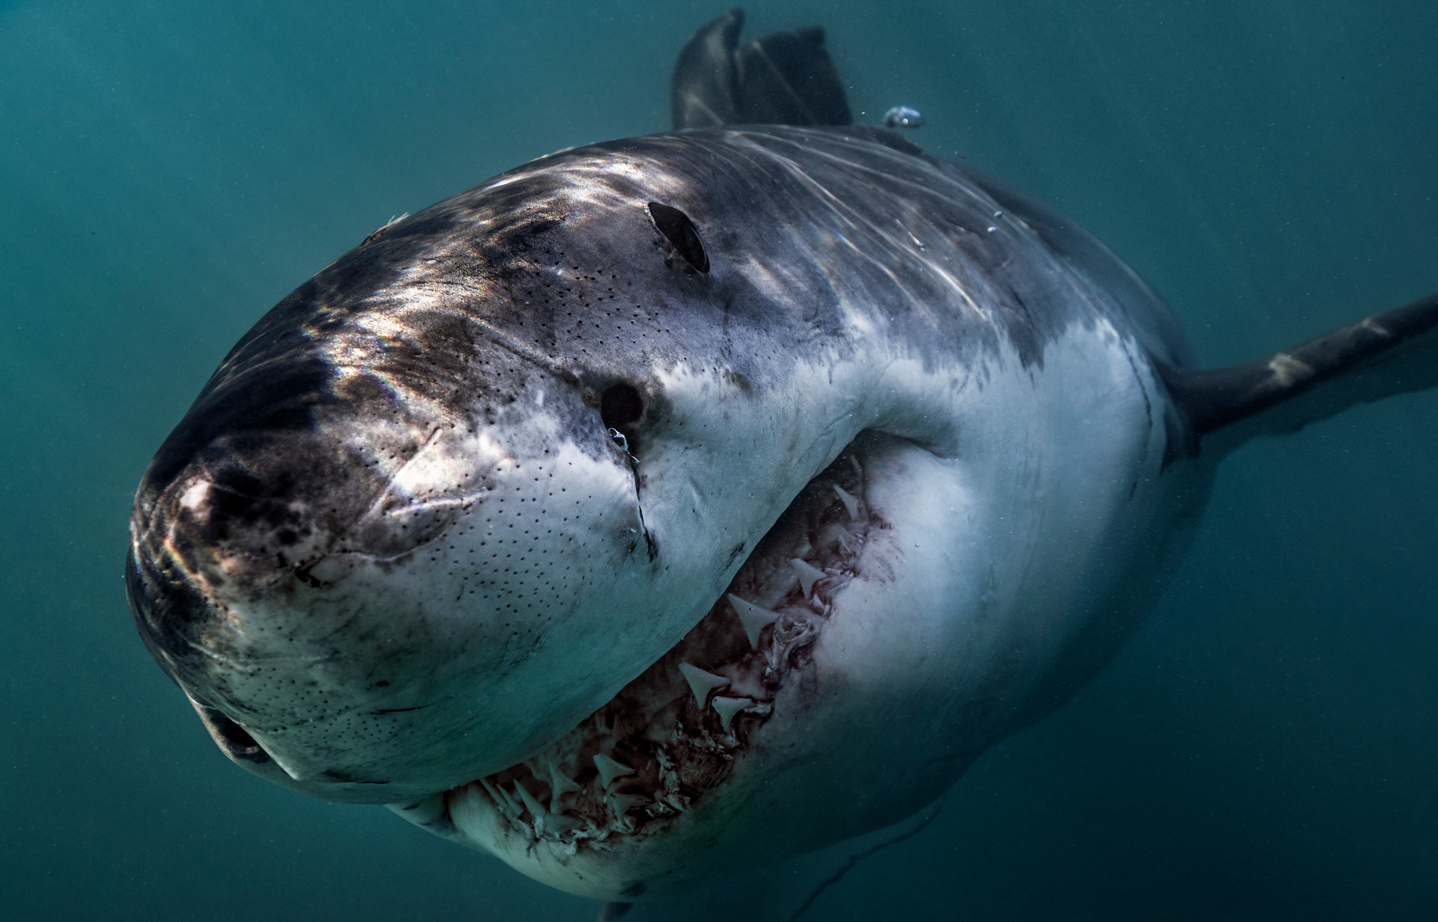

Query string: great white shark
[126,10,1438,913]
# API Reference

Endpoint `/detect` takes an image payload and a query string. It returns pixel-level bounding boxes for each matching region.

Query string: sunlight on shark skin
[126,9,1438,913]
[125,119,1206,899]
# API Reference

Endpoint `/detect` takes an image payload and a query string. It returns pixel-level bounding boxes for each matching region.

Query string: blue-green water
[3,1,1435,918]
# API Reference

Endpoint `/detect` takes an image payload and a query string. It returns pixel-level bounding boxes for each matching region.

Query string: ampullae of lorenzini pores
[125,9,1438,916]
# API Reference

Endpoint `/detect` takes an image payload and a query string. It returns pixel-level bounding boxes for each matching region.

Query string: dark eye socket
[600,382,645,431]
[647,202,709,273]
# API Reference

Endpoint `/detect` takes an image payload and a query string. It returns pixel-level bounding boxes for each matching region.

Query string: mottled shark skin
[126,11,1438,911]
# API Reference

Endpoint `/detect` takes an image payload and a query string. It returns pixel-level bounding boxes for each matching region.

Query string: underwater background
[2,0,1435,918]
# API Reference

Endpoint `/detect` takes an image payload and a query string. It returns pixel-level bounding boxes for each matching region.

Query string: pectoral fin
[1161,292,1438,458]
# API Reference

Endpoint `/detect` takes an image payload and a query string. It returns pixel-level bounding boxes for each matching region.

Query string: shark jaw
[388,435,889,899]
[371,310,1205,903]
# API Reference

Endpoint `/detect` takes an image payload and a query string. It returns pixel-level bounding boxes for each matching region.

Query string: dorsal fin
[1161,292,1438,458]
[671,9,852,130]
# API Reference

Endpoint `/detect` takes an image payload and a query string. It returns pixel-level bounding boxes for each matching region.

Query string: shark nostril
[210,468,262,508]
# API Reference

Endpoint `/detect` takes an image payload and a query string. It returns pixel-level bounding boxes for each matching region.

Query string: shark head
[127,136,891,806]
[128,124,1207,902]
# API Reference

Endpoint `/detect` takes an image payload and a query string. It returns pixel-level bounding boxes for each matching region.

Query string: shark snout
[126,364,662,802]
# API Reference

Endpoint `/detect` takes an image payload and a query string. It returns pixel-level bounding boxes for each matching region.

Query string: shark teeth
[790,558,825,598]
[512,780,548,820]
[593,752,635,789]
[608,792,649,813]
[515,778,584,835]
[470,458,876,847]
[819,522,855,556]
[546,758,580,811]
[541,812,582,834]
[481,778,520,819]
[484,773,584,837]
[726,594,779,648]
[711,695,753,732]
[677,661,728,707]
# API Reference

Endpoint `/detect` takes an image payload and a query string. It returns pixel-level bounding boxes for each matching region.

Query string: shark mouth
[415,446,881,854]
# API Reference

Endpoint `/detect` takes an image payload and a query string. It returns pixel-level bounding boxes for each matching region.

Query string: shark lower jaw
[401,439,883,880]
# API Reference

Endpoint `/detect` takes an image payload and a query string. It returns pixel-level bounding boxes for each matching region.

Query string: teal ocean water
[3,1,1435,918]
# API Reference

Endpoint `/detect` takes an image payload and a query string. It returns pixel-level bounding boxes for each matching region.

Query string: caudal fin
[670,9,851,130]
[1161,292,1438,458]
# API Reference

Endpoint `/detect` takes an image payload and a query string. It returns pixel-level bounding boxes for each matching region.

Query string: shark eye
[647,202,709,273]
[601,381,645,431]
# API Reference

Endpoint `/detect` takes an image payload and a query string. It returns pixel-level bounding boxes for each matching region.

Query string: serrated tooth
[546,759,580,811]
[677,661,729,707]
[541,812,582,834]
[513,781,547,821]
[726,594,779,648]
[481,778,519,818]
[711,695,753,732]
[819,522,853,555]
[593,752,635,788]
[608,792,648,813]
[790,558,825,598]
[833,485,860,519]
